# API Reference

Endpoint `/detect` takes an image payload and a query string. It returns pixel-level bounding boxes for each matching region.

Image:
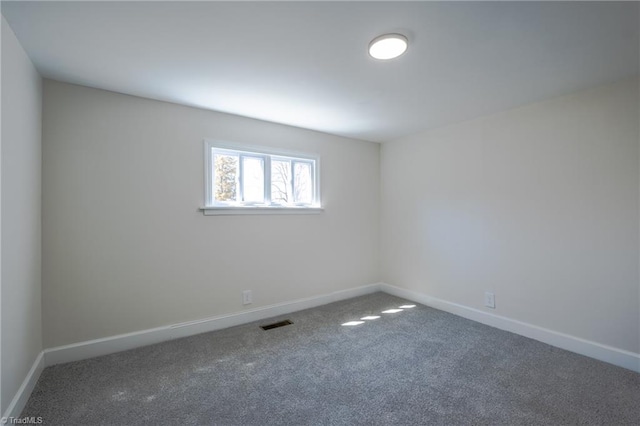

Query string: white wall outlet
[243,290,252,305]
[484,292,495,309]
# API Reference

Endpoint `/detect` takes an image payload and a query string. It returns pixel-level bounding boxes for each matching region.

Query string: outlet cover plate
[484,292,495,309]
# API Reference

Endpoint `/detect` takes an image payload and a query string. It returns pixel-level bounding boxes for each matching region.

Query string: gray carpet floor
[22,292,640,425]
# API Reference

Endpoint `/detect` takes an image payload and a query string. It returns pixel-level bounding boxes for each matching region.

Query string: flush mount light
[368,33,408,60]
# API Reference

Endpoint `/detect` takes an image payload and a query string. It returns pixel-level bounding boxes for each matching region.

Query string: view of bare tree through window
[270,159,314,204]
[214,153,238,202]
[271,159,292,203]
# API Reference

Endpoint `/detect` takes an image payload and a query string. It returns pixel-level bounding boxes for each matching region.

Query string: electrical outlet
[243,290,252,305]
[484,292,495,309]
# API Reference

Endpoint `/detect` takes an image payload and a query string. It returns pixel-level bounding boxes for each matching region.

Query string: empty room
[1,1,639,425]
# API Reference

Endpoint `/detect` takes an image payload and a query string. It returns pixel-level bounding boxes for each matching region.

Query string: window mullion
[238,153,244,203]
[264,155,272,206]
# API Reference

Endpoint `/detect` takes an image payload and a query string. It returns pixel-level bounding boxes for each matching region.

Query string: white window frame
[201,139,322,215]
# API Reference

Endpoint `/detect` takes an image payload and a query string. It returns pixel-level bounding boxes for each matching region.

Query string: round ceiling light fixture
[368,33,408,60]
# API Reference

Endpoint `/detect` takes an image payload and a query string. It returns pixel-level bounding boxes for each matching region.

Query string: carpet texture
[22,293,640,425]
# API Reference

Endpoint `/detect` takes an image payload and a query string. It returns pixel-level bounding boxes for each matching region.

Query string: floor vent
[260,320,293,330]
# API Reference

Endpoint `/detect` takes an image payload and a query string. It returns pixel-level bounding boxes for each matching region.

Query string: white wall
[42,80,380,348]
[1,16,42,413]
[381,77,639,354]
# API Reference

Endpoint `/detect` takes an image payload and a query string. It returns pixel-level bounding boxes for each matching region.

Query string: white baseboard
[43,282,640,372]
[44,283,383,366]
[2,351,44,419]
[8,281,638,416]
[379,282,640,373]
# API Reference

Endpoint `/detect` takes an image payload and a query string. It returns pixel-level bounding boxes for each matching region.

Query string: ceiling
[2,1,638,143]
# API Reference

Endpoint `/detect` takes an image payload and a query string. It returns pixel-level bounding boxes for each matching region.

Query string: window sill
[200,206,324,216]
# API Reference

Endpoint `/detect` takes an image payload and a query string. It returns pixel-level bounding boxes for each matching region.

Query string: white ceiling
[2,1,638,143]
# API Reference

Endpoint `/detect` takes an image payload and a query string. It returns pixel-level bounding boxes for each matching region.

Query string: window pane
[271,159,292,204]
[293,161,313,204]
[242,156,264,203]
[214,153,238,202]
[208,142,319,209]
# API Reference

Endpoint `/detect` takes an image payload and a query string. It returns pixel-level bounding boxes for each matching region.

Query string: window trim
[202,139,322,214]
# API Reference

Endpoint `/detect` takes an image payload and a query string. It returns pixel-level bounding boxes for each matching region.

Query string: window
[203,140,321,214]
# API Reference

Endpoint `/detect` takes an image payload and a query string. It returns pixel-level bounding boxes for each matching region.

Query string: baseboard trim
[2,351,44,419]
[44,283,383,366]
[12,281,638,415]
[379,283,640,373]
